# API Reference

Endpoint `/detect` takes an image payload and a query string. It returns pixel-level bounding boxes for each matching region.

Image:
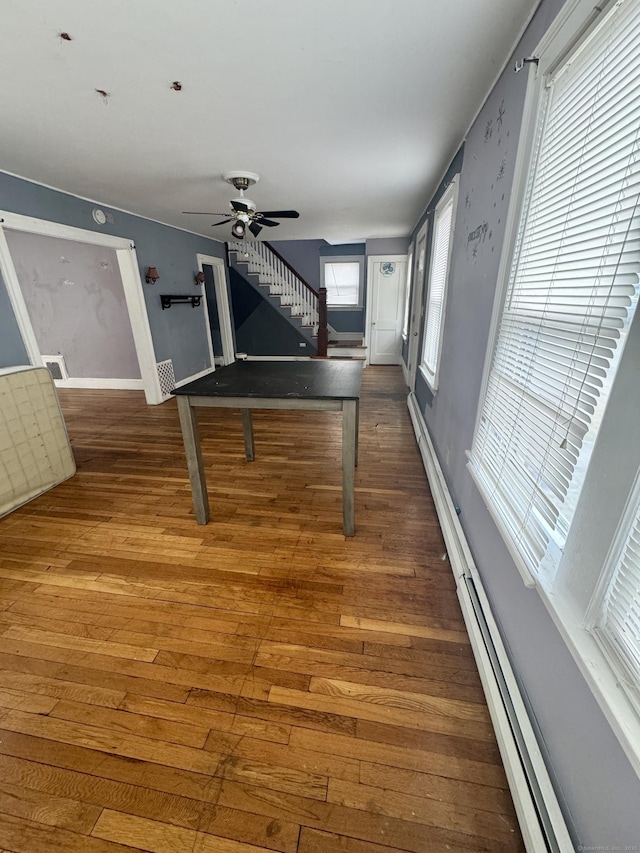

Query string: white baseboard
[407,391,574,853]
[54,377,144,390]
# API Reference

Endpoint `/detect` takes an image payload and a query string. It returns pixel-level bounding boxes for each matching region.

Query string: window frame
[466,0,640,777]
[401,244,414,341]
[419,176,459,392]
[320,255,364,309]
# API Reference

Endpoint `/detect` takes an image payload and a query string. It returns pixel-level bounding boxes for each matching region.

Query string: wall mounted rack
[160,294,202,310]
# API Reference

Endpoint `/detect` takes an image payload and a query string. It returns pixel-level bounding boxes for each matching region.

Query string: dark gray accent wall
[0,171,227,383]
[408,0,640,847]
[230,269,312,356]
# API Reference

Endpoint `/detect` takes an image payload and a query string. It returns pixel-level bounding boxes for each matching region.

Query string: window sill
[419,363,438,394]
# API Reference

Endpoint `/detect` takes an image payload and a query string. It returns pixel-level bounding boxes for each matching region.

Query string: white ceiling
[0,0,539,243]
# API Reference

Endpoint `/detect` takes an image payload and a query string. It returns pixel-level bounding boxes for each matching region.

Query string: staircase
[227,241,328,356]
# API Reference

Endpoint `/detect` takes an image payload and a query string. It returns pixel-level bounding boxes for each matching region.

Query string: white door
[407,221,429,388]
[367,255,408,365]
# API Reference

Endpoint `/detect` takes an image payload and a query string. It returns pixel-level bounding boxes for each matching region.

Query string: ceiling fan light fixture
[231,221,246,239]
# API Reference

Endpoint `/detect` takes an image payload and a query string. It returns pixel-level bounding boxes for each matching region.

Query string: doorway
[196,254,235,367]
[365,255,408,365]
[0,211,162,404]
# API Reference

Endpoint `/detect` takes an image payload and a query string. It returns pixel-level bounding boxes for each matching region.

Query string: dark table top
[172,359,363,401]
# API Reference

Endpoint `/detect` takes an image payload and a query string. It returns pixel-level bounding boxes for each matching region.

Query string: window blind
[323,261,360,306]
[595,488,640,702]
[469,0,640,577]
[422,182,457,387]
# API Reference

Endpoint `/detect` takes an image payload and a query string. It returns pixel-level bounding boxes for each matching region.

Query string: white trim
[320,255,365,309]
[407,392,574,853]
[196,254,235,367]
[407,220,430,390]
[364,254,408,368]
[420,176,459,393]
[536,582,640,780]
[0,210,162,405]
[53,377,144,390]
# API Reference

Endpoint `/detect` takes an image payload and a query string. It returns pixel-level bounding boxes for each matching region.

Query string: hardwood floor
[0,366,524,852]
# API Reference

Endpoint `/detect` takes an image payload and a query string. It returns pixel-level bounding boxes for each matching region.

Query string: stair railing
[227,240,328,356]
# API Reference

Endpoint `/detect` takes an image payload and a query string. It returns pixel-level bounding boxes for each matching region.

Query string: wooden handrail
[317,287,328,358]
[263,241,319,297]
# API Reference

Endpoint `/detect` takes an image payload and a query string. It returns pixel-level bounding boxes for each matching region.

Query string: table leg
[342,399,357,536]
[355,399,360,468]
[176,395,210,525]
[241,409,255,461]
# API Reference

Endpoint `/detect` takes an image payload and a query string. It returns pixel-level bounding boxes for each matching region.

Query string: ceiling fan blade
[249,222,263,238]
[231,200,249,212]
[258,210,300,219]
[258,219,280,228]
[182,211,229,216]
[211,218,235,227]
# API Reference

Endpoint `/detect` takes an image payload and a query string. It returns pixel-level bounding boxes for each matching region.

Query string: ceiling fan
[182,171,299,238]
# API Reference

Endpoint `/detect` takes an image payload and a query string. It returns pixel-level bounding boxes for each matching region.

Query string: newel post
[317,287,328,357]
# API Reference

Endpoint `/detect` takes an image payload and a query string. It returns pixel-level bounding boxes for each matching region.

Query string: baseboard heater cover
[407,392,574,853]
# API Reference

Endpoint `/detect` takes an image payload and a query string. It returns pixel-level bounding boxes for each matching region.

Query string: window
[467,0,640,771]
[401,246,414,339]
[468,0,640,584]
[420,178,458,390]
[320,256,363,307]
[590,474,640,714]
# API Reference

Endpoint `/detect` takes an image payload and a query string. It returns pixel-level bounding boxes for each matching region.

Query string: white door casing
[365,255,408,365]
[0,211,162,404]
[196,254,235,366]
[407,220,429,389]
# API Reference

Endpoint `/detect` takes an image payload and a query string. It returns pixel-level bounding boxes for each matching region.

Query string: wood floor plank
[327,778,519,843]
[0,779,101,834]
[309,676,492,723]
[0,372,524,852]
[288,727,508,788]
[298,827,401,853]
[268,685,496,741]
[340,615,470,644]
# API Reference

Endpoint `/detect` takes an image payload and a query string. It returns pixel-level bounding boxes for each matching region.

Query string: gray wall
[0,269,28,368]
[0,171,228,383]
[5,231,140,380]
[407,0,640,847]
[271,239,367,334]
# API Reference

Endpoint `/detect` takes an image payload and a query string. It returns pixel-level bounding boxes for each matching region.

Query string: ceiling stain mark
[59,32,72,41]
[171,81,183,91]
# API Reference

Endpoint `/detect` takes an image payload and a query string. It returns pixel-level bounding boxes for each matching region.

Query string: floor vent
[42,355,68,381]
[156,359,176,400]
